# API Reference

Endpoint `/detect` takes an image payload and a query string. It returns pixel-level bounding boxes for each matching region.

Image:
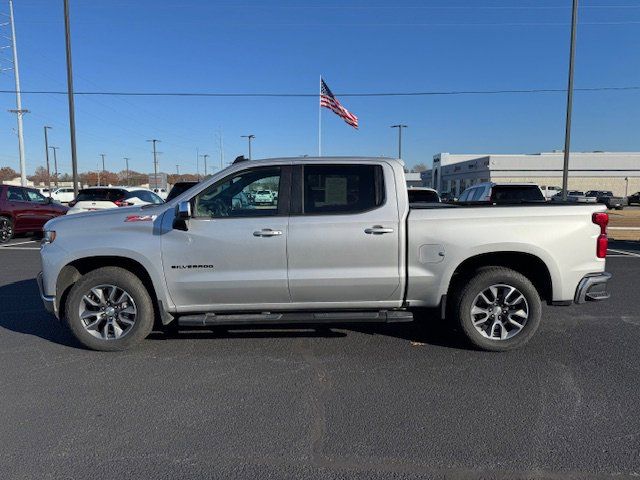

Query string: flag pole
[318,75,322,157]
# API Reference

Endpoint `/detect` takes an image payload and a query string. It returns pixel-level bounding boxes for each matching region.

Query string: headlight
[42,230,56,245]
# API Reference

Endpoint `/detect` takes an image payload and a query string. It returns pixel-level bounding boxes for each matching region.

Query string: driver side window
[193,167,281,218]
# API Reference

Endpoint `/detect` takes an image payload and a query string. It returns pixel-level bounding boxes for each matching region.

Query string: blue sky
[0,0,639,176]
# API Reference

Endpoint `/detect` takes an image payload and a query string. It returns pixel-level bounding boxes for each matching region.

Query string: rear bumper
[574,272,612,304]
[37,272,58,318]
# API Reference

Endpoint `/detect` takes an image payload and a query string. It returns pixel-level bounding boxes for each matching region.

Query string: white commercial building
[427,151,640,197]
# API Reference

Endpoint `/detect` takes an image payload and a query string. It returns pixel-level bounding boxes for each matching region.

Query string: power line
[0,86,638,98]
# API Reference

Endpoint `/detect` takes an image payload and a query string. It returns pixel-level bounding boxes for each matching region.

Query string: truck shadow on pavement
[0,278,466,350]
[149,310,466,350]
[0,279,82,349]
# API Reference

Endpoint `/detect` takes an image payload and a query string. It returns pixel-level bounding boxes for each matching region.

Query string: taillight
[592,212,609,258]
[68,200,77,207]
[114,200,133,207]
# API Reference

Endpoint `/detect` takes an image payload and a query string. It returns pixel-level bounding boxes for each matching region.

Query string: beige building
[428,151,640,197]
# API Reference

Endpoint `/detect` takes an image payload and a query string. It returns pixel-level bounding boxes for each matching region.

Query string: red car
[0,185,69,243]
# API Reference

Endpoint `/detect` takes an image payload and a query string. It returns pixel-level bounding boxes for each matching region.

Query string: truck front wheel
[64,267,154,351]
[452,267,542,351]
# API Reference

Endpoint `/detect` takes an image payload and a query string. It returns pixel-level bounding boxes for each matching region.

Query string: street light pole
[390,124,408,159]
[124,157,130,185]
[241,134,255,160]
[561,0,579,201]
[147,139,160,187]
[49,146,59,187]
[44,126,52,194]
[99,153,106,185]
[8,0,27,186]
[200,154,209,176]
[63,0,79,196]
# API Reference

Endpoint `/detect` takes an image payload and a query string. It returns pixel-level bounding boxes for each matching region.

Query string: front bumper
[574,272,612,304]
[37,272,58,318]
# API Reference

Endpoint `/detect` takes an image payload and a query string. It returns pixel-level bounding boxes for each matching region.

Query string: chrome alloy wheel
[0,218,12,243]
[78,285,137,340]
[470,284,529,341]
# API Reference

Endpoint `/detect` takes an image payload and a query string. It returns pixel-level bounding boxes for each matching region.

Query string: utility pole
[241,134,255,160]
[44,126,52,194]
[99,153,106,185]
[147,139,160,187]
[390,124,408,159]
[124,157,130,185]
[200,154,209,177]
[49,146,59,187]
[561,0,579,201]
[217,129,225,170]
[7,0,27,186]
[63,0,79,196]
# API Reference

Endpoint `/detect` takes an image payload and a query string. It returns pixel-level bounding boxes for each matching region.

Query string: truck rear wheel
[64,267,154,351]
[452,267,541,351]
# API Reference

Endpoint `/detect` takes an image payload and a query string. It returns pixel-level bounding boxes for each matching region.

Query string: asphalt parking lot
[1,238,639,479]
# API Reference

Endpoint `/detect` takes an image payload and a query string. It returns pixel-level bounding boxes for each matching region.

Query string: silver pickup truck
[38,157,611,352]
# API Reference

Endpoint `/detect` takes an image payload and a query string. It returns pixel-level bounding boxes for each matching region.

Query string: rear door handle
[253,228,283,237]
[365,225,394,235]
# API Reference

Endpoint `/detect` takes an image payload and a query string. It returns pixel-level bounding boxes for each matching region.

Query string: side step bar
[178,310,413,327]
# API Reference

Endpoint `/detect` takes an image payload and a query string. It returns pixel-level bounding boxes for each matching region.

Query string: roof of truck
[249,156,402,165]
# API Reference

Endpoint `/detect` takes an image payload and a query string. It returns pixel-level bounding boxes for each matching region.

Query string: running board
[178,310,413,327]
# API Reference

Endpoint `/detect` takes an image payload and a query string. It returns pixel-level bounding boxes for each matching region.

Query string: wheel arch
[447,251,553,303]
[56,255,168,326]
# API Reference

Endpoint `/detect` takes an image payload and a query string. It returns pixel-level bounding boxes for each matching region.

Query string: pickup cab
[38,157,611,352]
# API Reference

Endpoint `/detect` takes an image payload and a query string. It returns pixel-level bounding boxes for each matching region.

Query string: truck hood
[44,203,171,231]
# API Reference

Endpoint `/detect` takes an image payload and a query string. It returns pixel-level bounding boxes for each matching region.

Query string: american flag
[320,78,358,129]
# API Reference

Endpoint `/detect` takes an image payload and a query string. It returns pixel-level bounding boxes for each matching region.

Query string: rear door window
[302,164,384,215]
[6,187,28,202]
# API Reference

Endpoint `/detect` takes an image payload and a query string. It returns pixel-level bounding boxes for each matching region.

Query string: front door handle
[365,225,395,235]
[253,228,283,237]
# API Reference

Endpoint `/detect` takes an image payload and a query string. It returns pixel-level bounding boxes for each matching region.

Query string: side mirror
[176,201,191,219]
[173,201,191,231]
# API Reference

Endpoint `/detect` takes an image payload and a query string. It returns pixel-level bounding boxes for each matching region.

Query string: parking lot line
[0,246,40,251]
[0,240,38,247]
[607,248,640,258]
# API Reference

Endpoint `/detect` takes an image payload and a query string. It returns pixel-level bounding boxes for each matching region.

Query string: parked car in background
[539,185,562,200]
[153,188,168,200]
[628,192,640,206]
[585,190,626,210]
[36,187,52,197]
[67,187,164,215]
[0,185,68,242]
[439,191,457,203]
[253,190,274,205]
[551,190,598,204]
[51,187,76,204]
[166,181,199,202]
[407,187,440,204]
[458,182,545,203]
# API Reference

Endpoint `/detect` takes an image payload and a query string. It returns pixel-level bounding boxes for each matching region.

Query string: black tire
[0,216,13,243]
[451,267,542,351]
[64,266,155,351]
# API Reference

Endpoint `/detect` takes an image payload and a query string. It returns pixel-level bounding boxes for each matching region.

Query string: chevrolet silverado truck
[38,157,612,352]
